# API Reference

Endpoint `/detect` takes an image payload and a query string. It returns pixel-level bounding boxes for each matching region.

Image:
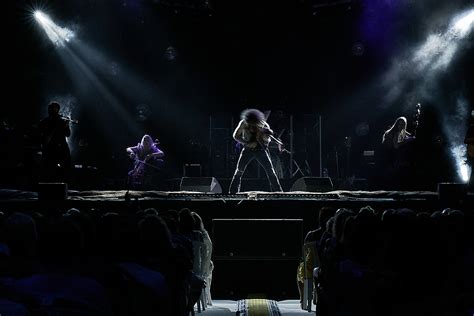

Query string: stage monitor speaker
[180,177,222,193]
[290,177,333,192]
[38,182,68,200]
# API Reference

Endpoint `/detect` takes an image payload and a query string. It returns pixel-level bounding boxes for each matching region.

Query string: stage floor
[0,188,441,202]
[0,188,464,215]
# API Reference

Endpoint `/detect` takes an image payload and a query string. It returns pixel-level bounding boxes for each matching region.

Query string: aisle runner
[237,299,281,316]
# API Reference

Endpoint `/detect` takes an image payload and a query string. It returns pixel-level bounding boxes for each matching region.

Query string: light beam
[33,10,74,47]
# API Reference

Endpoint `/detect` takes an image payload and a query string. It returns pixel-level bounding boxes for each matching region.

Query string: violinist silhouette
[126,135,164,189]
[229,109,283,193]
[38,101,72,182]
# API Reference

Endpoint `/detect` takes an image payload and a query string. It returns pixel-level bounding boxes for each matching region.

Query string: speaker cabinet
[38,182,68,200]
[290,177,333,192]
[180,177,222,193]
[212,218,303,259]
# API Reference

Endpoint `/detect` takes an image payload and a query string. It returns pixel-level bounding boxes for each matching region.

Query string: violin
[60,115,79,124]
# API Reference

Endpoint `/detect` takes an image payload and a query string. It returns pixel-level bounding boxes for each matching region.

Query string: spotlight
[460,162,470,183]
[33,10,75,47]
[451,143,470,183]
[451,8,474,38]
[34,11,45,21]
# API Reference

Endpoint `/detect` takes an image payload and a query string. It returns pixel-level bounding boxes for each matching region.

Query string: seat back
[200,237,213,278]
[0,299,29,316]
[192,241,205,276]
[302,242,320,279]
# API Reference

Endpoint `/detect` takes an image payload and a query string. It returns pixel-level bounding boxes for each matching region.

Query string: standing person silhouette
[38,101,71,182]
[229,109,283,193]
[379,116,416,189]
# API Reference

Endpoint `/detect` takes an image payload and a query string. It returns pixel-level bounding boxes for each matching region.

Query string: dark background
[3,0,474,190]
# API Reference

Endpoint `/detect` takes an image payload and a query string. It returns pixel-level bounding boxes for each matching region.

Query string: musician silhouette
[126,135,164,190]
[229,109,283,193]
[38,101,72,182]
[378,116,416,189]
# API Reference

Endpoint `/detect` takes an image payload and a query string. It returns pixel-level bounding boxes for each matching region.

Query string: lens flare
[451,8,474,38]
[33,10,75,47]
[450,142,470,183]
[460,163,470,183]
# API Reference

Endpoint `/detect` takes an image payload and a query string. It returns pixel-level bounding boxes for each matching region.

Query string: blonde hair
[382,117,408,146]
[140,134,153,146]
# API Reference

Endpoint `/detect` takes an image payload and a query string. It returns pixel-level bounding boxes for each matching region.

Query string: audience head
[65,208,81,216]
[4,212,38,257]
[381,209,396,223]
[333,208,354,242]
[144,208,159,216]
[318,207,336,230]
[430,210,443,221]
[191,211,205,231]
[325,217,335,236]
[63,208,95,254]
[179,208,195,234]
[359,205,376,217]
[138,215,173,253]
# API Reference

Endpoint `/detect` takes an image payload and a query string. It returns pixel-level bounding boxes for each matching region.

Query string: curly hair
[240,108,265,124]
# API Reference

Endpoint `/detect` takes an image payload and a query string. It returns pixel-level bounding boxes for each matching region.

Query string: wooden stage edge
[1,188,472,211]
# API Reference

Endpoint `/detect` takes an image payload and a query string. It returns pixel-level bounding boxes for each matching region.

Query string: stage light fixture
[33,10,75,47]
